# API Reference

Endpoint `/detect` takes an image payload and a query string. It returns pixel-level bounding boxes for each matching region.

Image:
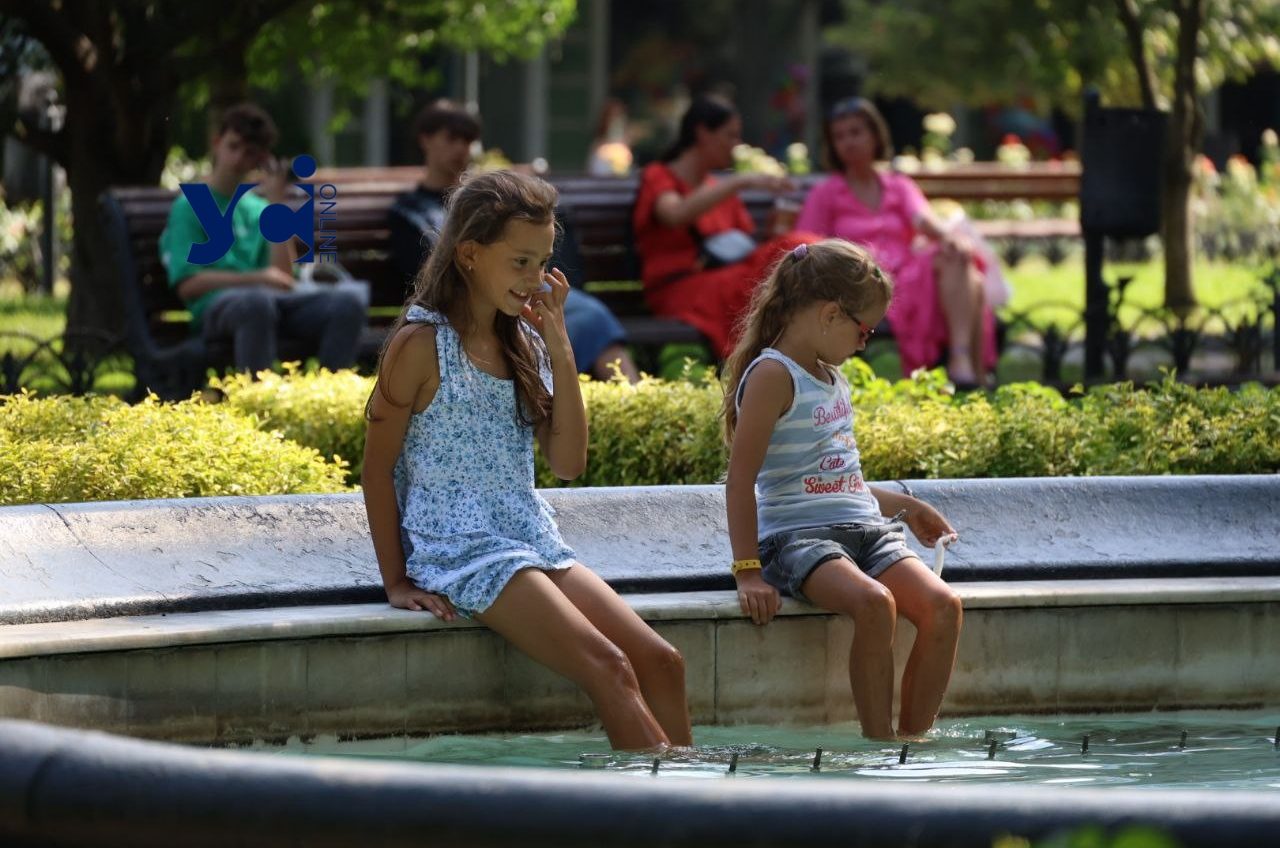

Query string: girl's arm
[362,324,456,620]
[868,485,957,547]
[532,268,589,480]
[725,359,793,625]
[653,173,791,229]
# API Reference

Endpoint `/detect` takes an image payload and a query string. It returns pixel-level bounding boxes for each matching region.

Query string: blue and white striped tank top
[735,348,882,540]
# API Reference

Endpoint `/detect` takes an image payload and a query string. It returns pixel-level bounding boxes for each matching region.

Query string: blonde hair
[368,169,559,426]
[721,239,893,444]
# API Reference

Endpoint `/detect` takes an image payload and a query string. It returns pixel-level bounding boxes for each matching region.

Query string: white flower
[923,112,956,137]
[891,153,921,173]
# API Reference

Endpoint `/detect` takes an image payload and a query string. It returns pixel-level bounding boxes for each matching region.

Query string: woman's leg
[475,567,669,750]
[876,557,963,736]
[799,558,898,740]
[934,250,979,384]
[964,265,988,384]
[548,565,692,745]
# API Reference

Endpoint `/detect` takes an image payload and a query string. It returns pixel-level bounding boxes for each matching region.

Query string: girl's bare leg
[799,558,897,740]
[476,567,669,750]
[877,557,963,736]
[548,565,692,745]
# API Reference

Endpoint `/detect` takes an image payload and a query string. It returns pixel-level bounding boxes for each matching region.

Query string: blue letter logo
[180,183,256,266]
[182,154,329,264]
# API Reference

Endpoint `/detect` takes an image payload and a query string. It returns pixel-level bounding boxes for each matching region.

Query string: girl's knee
[923,588,963,632]
[584,639,642,691]
[847,582,896,633]
[636,638,685,682]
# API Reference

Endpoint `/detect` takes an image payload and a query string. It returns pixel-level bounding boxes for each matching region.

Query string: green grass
[0,282,134,395]
[0,284,67,344]
[4,259,1274,393]
[1004,256,1274,331]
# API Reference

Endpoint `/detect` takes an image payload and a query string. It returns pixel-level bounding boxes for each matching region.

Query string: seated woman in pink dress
[796,98,996,388]
[633,95,817,359]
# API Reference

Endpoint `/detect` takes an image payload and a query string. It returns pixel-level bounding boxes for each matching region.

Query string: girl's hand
[521,267,572,353]
[904,500,957,547]
[736,569,780,625]
[387,579,457,621]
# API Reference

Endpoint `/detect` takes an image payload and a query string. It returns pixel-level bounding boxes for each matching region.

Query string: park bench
[100,163,1079,398]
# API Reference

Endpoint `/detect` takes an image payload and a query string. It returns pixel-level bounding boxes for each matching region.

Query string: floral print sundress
[392,305,576,616]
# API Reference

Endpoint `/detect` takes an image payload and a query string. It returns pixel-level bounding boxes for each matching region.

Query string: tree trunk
[1160,155,1196,318]
[62,84,171,347]
[1162,0,1205,316]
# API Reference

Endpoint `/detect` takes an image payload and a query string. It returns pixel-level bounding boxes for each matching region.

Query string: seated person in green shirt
[159,102,365,373]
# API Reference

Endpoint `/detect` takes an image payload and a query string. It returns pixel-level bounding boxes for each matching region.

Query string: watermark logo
[181,154,338,265]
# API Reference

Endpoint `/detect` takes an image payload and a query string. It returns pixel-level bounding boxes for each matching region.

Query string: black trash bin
[1079,89,1168,378]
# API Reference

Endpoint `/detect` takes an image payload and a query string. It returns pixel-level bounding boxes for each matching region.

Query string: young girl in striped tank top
[722,239,962,740]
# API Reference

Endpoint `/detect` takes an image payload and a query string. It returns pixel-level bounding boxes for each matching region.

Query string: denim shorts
[758,519,915,603]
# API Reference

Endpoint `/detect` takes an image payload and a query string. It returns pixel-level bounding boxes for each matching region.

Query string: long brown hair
[721,239,893,444]
[368,169,559,427]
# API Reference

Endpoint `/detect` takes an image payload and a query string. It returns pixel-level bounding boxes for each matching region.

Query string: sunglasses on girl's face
[847,312,876,340]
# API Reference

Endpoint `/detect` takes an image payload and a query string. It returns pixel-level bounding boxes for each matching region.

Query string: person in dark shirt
[390,100,640,382]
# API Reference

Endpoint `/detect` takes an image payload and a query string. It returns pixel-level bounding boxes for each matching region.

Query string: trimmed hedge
[8,365,1273,507]
[211,366,371,484]
[213,363,1280,490]
[0,392,349,506]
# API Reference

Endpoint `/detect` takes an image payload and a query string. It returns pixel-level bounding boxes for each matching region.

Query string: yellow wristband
[731,558,763,575]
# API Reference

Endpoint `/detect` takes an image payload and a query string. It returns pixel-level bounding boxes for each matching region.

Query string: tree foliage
[0,0,575,341]
[833,0,1280,115]
[249,0,575,97]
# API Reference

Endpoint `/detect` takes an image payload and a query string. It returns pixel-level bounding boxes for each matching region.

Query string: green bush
[216,365,1280,492]
[539,373,726,487]
[0,392,349,506]
[212,365,373,484]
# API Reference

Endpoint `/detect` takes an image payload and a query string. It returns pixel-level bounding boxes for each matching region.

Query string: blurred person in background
[632,94,818,359]
[797,98,996,389]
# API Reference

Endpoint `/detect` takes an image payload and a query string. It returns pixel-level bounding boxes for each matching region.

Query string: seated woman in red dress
[632,95,817,359]
[796,97,996,388]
